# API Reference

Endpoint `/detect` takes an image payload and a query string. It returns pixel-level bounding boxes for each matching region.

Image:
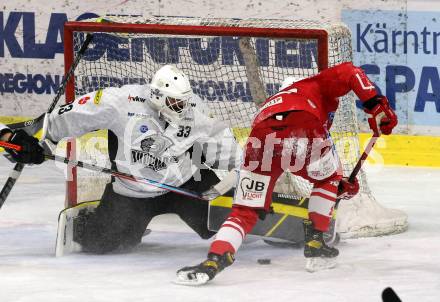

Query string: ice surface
[1,156,439,302]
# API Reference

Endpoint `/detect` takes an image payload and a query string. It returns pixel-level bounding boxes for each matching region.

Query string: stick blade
[382,287,402,302]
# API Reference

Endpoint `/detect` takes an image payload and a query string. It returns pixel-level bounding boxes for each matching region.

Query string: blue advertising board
[343,9,440,135]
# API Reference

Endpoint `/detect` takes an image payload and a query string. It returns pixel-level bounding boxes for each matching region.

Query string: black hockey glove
[7,130,45,164]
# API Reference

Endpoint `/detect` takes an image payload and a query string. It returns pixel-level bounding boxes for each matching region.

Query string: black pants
[80,169,219,254]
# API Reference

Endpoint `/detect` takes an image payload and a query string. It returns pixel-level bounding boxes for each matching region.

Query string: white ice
[0,155,439,302]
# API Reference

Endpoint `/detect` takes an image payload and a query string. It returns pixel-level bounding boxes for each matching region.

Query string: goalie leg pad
[55,201,99,257]
[79,184,154,254]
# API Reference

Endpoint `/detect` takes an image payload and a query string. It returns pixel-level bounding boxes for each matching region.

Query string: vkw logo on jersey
[239,177,266,200]
[128,95,146,103]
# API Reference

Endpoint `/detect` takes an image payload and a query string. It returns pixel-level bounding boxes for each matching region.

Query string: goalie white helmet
[280,76,305,90]
[149,65,193,124]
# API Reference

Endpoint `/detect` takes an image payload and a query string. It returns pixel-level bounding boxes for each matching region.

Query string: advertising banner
[343,9,440,135]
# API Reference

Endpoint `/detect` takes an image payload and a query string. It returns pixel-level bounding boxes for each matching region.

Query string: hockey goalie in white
[2,65,242,256]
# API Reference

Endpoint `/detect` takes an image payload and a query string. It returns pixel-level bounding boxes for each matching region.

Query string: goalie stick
[0,141,204,201]
[0,34,93,209]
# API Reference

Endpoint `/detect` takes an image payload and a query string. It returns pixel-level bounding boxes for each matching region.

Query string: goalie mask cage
[63,16,407,238]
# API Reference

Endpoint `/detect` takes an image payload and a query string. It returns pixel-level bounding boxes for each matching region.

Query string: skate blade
[305,257,337,272]
[173,271,210,286]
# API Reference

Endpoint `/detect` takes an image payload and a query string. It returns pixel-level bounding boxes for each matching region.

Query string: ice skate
[175,252,234,286]
[303,219,339,272]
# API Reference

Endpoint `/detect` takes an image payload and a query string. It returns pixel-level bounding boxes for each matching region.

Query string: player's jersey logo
[78,96,90,105]
[131,135,177,171]
[355,73,375,90]
[240,177,266,200]
[131,150,168,171]
[234,171,270,207]
[139,135,174,157]
[141,137,155,152]
[131,149,178,171]
[140,125,149,133]
[128,94,147,103]
[260,97,283,111]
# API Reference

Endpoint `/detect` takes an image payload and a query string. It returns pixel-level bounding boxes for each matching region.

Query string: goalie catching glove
[4,129,45,164]
[362,95,398,135]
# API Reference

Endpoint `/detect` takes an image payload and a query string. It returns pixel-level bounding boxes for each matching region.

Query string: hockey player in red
[176,62,398,285]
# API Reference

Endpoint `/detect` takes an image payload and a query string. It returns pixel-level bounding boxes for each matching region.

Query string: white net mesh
[66,16,407,237]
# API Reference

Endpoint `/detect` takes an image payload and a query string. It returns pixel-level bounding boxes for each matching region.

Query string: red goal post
[62,16,407,238]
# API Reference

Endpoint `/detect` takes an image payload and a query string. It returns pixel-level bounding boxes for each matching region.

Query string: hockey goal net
[63,16,407,238]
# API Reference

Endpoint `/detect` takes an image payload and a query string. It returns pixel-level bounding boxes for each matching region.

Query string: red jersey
[253,62,377,129]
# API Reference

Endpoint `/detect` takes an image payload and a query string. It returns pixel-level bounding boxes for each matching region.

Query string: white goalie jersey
[44,85,241,198]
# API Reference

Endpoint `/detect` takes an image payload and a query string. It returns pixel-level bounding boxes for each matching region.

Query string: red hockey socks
[209,206,259,255]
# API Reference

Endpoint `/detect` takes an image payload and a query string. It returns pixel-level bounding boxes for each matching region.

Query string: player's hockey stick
[344,133,380,185]
[0,34,94,208]
[0,141,204,200]
[324,133,380,245]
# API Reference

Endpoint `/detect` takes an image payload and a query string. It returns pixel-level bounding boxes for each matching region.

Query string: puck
[257,258,271,265]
